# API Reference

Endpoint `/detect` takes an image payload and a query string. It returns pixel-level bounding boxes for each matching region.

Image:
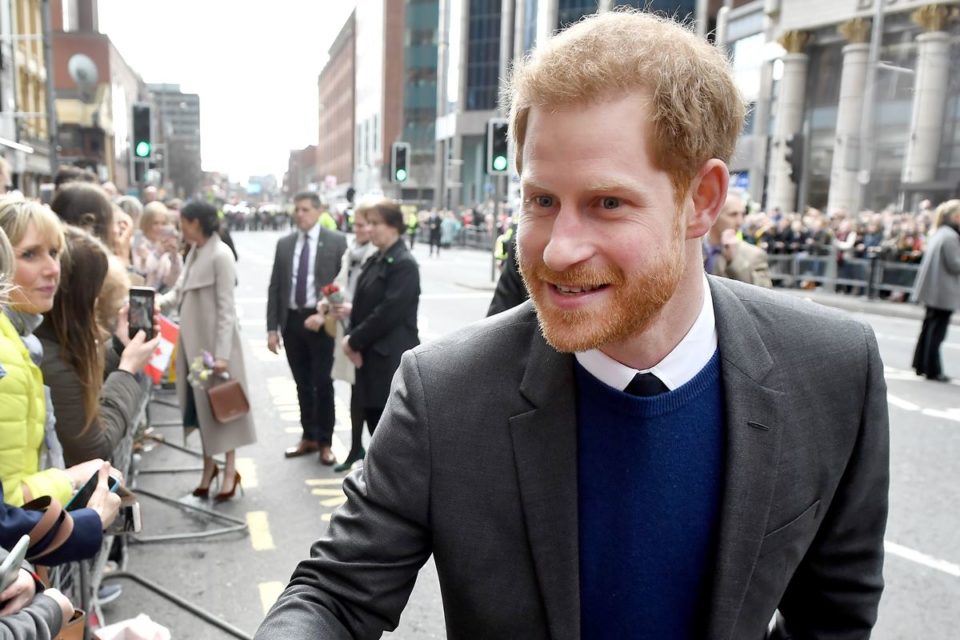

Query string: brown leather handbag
[207,379,250,423]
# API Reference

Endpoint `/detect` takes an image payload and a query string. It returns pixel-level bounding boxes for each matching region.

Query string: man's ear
[685,160,729,239]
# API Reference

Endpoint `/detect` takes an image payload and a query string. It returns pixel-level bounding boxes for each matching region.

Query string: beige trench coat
[161,234,257,456]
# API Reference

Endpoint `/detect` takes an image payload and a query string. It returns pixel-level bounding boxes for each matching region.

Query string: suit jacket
[257,277,888,640]
[911,224,960,311]
[706,239,774,288]
[348,239,420,409]
[266,226,348,334]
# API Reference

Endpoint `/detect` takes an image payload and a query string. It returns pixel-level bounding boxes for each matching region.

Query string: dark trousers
[347,384,376,454]
[429,232,441,256]
[283,310,336,446]
[913,306,953,378]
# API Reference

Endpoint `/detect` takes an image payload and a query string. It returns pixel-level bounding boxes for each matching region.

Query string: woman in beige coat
[161,202,255,502]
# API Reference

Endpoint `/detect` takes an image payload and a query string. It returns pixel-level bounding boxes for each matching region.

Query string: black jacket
[348,239,420,409]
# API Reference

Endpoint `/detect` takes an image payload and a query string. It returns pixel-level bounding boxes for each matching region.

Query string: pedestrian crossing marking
[306,478,344,486]
[258,582,284,616]
[279,411,301,422]
[284,427,300,434]
[236,458,258,488]
[320,496,347,508]
[247,511,275,551]
[321,513,332,522]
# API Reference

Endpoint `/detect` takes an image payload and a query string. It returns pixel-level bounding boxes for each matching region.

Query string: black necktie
[295,233,310,308]
[624,372,668,397]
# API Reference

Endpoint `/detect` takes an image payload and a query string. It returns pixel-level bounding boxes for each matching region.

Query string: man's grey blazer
[266,226,347,334]
[257,277,889,640]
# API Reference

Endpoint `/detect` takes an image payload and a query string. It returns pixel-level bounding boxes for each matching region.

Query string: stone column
[902,5,951,185]
[826,19,870,215]
[768,30,810,214]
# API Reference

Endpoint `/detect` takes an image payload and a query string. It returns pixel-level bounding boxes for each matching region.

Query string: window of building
[466,0,501,111]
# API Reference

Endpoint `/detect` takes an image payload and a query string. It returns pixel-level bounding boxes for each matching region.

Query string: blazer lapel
[508,325,580,640]
[705,278,785,640]
[181,238,217,292]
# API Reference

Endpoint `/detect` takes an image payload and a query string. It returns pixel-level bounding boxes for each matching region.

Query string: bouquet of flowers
[321,284,347,337]
[187,350,220,389]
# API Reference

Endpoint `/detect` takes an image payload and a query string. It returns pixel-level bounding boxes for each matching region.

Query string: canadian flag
[144,316,180,384]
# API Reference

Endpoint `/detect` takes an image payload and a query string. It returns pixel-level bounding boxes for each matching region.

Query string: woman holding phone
[160,201,256,502]
[0,219,118,568]
[37,226,160,466]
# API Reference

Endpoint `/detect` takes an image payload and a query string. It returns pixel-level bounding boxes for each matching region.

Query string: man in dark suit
[266,191,347,464]
[257,11,887,639]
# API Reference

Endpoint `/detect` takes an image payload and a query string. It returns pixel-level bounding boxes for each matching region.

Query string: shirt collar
[302,223,319,242]
[574,274,717,391]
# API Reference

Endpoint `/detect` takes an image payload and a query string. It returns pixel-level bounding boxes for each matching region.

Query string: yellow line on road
[320,496,347,508]
[321,513,332,522]
[247,511,275,551]
[259,581,284,616]
[311,488,343,496]
[236,458,258,488]
[306,478,344,486]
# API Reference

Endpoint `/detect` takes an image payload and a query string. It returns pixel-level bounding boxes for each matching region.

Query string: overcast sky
[98,0,356,182]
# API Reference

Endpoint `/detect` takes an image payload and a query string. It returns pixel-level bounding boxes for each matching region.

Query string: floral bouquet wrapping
[187,350,220,389]
[321,284,346,337]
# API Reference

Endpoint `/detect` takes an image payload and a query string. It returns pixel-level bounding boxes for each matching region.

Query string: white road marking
[921,408,960,423]
[885,541,960,577]
[886,394,919,412]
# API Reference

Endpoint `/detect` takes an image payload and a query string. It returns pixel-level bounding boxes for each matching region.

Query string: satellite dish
[67,54,98,95]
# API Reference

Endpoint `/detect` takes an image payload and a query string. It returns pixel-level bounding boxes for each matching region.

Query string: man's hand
[304,314,324,333]
[342,336,363,368]
[267,331,281,354]
[721,228,739,263]
[0,569,36,616]
[86,463,121,530]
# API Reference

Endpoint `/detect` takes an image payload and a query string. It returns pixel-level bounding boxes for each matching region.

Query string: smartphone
[65,470,120,512]
[0,535,30,592]
[104,487,142,536]
[128,286,156,340]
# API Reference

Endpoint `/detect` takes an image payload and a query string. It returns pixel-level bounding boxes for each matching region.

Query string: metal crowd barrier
[766,245,921,299]
[49,375,252,639]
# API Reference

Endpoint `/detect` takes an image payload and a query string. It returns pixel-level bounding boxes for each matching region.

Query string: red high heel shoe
[214,471,243,503]
[192,465,220,498]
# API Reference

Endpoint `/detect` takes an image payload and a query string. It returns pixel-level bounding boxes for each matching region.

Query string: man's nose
[541,207,593,272]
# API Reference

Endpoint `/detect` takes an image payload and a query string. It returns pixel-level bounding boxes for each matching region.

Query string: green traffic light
[493,156,508,172]
[396,169,408,182]
[135,141,151,158]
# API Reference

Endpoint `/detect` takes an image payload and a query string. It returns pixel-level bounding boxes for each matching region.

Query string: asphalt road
[103,230,958,639]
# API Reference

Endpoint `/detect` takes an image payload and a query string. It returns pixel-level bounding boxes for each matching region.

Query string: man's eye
[534,196,554,208]
[600,197,620,210]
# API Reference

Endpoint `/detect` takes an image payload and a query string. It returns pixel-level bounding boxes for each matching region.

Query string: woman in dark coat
[341,199,420,432]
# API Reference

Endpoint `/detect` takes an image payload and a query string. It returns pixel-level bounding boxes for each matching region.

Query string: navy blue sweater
[577,351,725,639]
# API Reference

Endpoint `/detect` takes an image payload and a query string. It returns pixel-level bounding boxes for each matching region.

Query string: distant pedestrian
[912,199,960,382]
[427,210,442,257]
[703,189,772,288]
[405,211,419,249]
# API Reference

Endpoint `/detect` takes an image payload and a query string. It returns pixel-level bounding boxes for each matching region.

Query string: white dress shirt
[575,275,718,391]
[289,223,319,310]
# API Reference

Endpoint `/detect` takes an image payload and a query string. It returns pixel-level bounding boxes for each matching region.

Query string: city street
[103,230,959,638]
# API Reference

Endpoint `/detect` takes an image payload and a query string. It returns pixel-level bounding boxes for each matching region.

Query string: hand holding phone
[128,286,157,340]
[66,467,120,511]
[0,535,30,593]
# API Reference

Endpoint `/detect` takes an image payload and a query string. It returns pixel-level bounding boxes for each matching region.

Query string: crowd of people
[0,161,262,637]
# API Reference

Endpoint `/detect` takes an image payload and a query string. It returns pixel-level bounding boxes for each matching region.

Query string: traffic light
[486,118,509,175]
[132,103,152,159]
[391,142,410,183]
[785,134,803,184]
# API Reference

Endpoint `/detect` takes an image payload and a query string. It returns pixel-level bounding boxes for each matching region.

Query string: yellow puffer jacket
[0,313,73,506]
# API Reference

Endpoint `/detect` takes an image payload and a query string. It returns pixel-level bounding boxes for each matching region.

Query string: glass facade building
[465,0,502,111]
[404,0,439,192]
